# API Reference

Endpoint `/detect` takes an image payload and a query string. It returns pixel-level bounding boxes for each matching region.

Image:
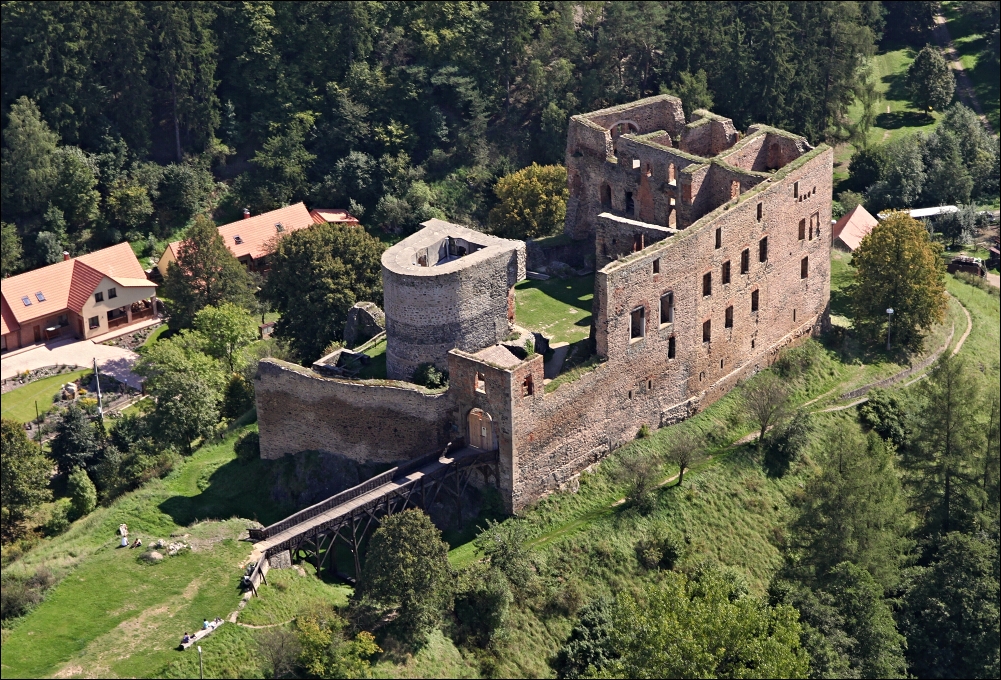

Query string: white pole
[198,646,203,679]
[93,358,104,422]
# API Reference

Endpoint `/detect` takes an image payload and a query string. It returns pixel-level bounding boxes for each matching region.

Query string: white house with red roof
[1,242,158,352]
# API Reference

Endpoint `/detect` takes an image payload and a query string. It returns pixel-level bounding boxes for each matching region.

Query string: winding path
[932,13,994,134]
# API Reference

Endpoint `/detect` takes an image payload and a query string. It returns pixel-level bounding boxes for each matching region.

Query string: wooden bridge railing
[248,442,464,541]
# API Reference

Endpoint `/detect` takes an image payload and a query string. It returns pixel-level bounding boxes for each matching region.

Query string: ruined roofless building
[255,94,833,513]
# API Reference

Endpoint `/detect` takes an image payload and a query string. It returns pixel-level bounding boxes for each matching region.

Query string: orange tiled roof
[1,242,153,331]
[832,204,879,251]
[216,203,315,261]
[309,208,360,225]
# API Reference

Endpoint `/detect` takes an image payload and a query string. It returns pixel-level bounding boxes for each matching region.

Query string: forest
[2,0,909,271]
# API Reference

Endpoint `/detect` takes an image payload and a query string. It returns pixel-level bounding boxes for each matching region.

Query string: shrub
[235,431,261,464]
[43,499,71,536]
[764,411,813,477]
[857,388,908,447]
[224,374,255,419]
[411,362,449,389]
[635,526,684,570]
[67,467,97,519]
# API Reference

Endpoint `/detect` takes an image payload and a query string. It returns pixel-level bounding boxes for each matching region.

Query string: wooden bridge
[248,444,499,584]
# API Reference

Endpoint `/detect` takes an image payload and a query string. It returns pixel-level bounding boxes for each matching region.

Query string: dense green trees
[488,164,568,240]
[49,404,101,476]
[599,566,809,678]
[262,222,384,363]
[0,419,52,541]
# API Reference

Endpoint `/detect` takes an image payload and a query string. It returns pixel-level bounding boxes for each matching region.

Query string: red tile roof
[1,242,153,333]
[217,203,315,261]
[832,204,879,251]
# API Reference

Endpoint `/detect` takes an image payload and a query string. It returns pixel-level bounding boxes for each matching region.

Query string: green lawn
[1,369,92,423]
[943,1,1001,131]
[0,421,300,679]
[515,274,594,344]
[238,564,351,626]
[357,337,388,380]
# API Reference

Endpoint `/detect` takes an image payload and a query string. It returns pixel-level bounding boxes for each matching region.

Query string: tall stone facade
[256,95,833,513]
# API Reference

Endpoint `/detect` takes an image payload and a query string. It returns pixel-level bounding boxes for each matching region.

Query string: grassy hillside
[943,1,1001,131]
[2,270,996,680]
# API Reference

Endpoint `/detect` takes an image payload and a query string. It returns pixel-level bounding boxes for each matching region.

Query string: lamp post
[198,646,203,680]
[886,308,894,351]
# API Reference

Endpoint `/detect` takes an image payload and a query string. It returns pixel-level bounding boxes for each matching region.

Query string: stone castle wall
[255,360,455,463]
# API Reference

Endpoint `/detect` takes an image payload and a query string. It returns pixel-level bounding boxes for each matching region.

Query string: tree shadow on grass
[875,109,934,130]
[516,274,594,312]
[159,458,292,528]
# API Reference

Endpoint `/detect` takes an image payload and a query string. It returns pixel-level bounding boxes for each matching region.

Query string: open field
[1,369,92,423]
[515,274,593,344]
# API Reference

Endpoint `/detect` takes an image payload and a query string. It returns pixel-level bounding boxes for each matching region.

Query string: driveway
[1,338,142,389]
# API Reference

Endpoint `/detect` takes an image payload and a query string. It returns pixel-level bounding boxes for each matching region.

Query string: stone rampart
[255,359,454,463]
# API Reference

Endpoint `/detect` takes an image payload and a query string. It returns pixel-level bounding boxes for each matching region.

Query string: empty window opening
[652,258,660,274]
[722,261,731,284]
[108,287,117,299]
[725,305,734,328]
[703,272,712,296]
[751,289,759,312]
[793,309,797,322]
[801,256,809,279]
[730,180,740,198]
[660,291,675,324]
[700,371,706,381]
[668,163,676,183]
[647,379,653,390]
[759,236,768,262]
[793,181,799,198]
[628,390,633,399]
[798,218,806,240]
[632,158,641,170]
[475,372,486,393]
[668,335,676,359]
[89,316,100,329]
[633,233,644,252]
[715,227,722,249]
[644,163,652,177]
[35,291,45,302]
[600,183,612,209]
[625,191,635,215]
[741,249,750,274]
[721,358,725,369]
[94,291,104,303]
[630,307,646,340]
[703,319,712,343]
[667,204,677,228]
[522,375,534,397]
[756,202,763,221]
[751,338,756,349]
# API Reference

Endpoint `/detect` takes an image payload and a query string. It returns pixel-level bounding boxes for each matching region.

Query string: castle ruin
[256,95,833,513]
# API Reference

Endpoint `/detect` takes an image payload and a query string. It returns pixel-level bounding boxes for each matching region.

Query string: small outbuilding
[832,204,879,251]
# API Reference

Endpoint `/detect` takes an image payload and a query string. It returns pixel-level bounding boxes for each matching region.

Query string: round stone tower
[381,219,526,381]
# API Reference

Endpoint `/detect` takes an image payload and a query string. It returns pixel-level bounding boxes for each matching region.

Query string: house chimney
[63,251,70,261]
[242,208,251,220]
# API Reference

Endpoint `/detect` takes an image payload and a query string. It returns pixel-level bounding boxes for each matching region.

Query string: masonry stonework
[255,95,833,514]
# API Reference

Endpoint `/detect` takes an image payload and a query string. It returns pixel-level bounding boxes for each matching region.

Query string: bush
[224,374,255,419]
[67,467,97,519]
[453,566,513,647]
[235,431,260,464]
[857,388,908,447]
[411,362,449,389]
[635,526,684,570]
[43,499,71,536]
[773,342,823,380]
[0,567,53,620]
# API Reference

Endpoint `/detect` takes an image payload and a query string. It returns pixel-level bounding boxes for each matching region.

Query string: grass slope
[0,422,295,679]
[1,369,92,423]
[943,1,1001,131]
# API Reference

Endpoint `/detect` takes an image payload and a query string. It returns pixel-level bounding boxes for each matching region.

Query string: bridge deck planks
[253,448,483,556]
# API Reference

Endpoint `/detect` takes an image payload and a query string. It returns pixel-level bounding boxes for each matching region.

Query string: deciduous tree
[488,164,568,240]
[160,215,256,330]
[743,373,789,452]
[907,45,955,112]
[849,212,946,350]
[0,419,52,541]
[49,403,101,475]
[194,303,258,372]
[358,509,453,647]
[262,222,384,363]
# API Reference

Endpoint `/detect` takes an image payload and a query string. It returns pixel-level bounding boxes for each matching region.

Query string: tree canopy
[488,163,568,240]
[0,419,52,541]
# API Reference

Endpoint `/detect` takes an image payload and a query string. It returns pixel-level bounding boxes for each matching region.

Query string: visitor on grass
[203,619,209,630]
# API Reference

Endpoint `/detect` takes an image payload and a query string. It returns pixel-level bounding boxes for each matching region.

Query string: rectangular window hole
[751,289,759,312]
[801,256,809,279]
[660,291,674,325]
[652,258,660,274]
[703,319,711,343]
[715,227,722,249]
[722,261,731,284]
[741,249,749,274]
[703,272,712,297]
[630,306,646,339]
[756,202,763,221]
[759,236,768,262]
[725,305,733,328]
[668,335,676,359]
